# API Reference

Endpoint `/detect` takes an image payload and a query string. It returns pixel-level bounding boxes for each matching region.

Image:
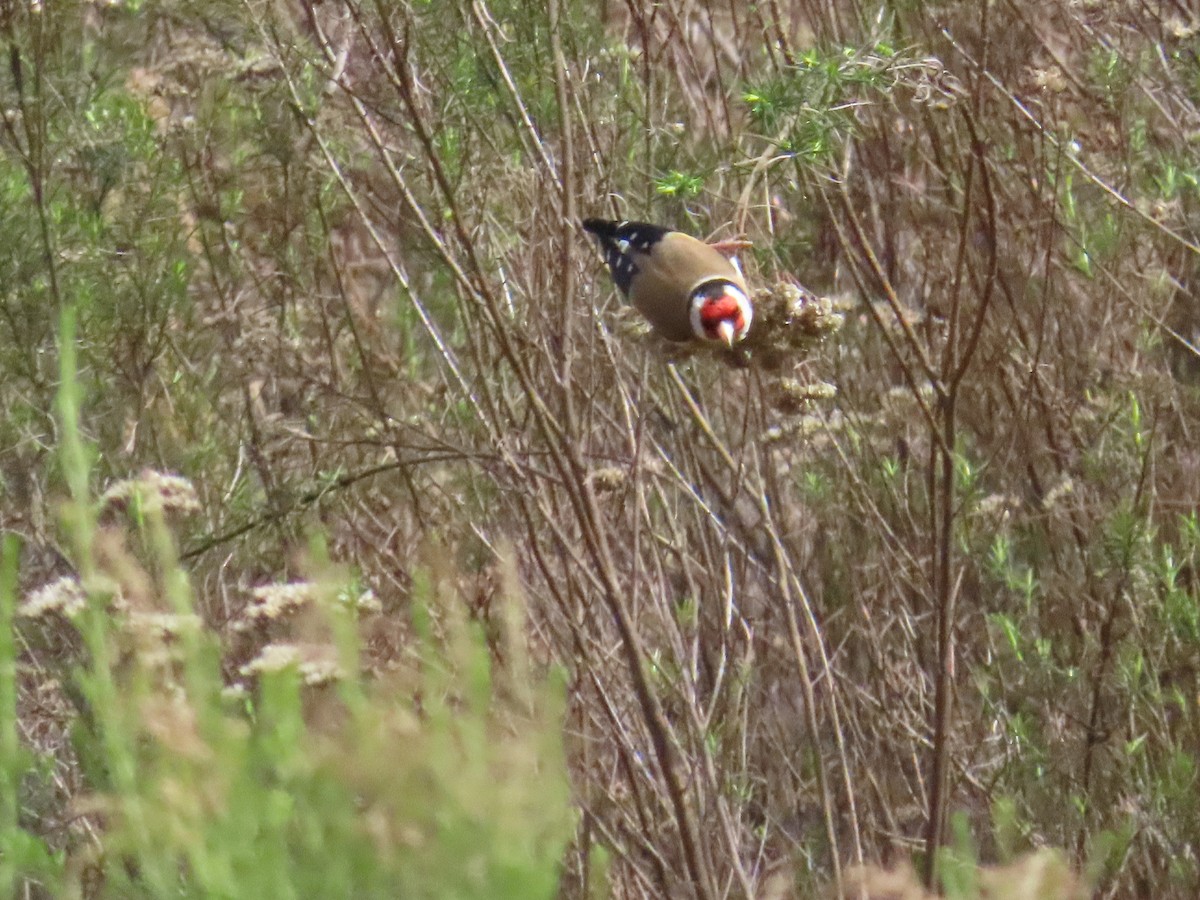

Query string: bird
[582,218,753,346]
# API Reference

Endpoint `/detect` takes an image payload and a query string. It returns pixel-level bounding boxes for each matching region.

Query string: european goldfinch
[582,218,753,346]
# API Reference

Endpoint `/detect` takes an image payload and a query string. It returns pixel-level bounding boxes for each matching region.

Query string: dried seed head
[772,378,838,414]
[240,642,344,686]
[100,470,201,516]
[589,467,627,493]
[19,577,87,619]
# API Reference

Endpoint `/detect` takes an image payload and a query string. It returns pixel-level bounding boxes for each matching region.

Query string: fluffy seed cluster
[99,470,201,516]
[235,581,317,629]
[588,467,628,493]
[125,611,202,641]
[232,580,381,690]
[1042,477,1076,512]
[736,281,845,369]
[239,642,344,687]
[771,378,838,415]
[761,410,846,447]
[234,581,381,632]
[19,577,88,619]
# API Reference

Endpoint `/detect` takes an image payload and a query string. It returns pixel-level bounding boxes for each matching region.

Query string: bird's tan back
[629,232,746,342]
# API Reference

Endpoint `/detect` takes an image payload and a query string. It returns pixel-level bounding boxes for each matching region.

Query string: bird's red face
[690,282,752,346]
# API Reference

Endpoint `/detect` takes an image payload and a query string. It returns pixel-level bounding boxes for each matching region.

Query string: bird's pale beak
[716,320,736,347]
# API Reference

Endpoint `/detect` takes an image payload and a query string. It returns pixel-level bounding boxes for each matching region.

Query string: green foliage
[654,169,706,199]
[963,379,1200,888]
[742,40,902,161]
[14,336,575,897]
[930,812,1087,899]
[0,536,65,893]
[1086,46,1136,103]
[0,5,196,494]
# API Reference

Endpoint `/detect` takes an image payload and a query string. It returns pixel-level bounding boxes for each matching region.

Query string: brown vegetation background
[4,0,1200,896]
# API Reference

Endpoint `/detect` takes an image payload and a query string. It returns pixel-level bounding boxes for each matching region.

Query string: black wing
[582,218,671,296]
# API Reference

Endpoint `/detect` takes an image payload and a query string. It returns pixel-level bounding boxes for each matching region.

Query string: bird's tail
[581,218,620,241]
[581,218,669,249]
